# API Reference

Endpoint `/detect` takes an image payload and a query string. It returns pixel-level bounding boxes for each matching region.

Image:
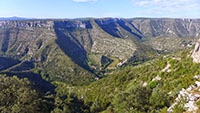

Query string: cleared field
[107,57,120,69]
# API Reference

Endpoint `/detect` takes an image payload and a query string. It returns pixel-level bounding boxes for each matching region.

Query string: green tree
[0,75,49,113]
[150,87,170,109]
[112,84,152,113]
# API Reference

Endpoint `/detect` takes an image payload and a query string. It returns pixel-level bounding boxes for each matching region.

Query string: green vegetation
[52,48,200,113]
[0,47,199,113]
[0,75,50,113]
[111,85,169,113]
[101,55,114,69]
[0,19,200,113]
[197,100,200,108]
[0,74,92,113]
[107,57,119,69]
[112,85,152,113]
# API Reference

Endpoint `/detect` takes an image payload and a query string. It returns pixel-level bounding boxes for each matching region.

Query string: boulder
[195,81,200,87]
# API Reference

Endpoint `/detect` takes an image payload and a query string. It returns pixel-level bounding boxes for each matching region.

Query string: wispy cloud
[73,0,97,2]
[135,0,199,7]
[132,0,200,18]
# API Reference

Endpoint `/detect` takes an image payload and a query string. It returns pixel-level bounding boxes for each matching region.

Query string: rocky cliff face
[192,39,200,63]
[0,18,200,85]
[131,18,200,38]
[1,18,200,40]
[0,20,54,29]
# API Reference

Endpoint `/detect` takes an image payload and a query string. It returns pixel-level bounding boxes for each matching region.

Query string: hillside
[131,18,200,38]
[1,45,200,113]
[0,18,199,85]
[54,47,200,113]
[0,18,200,112]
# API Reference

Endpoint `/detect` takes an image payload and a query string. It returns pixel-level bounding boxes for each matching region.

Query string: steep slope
[131,18,200,38]
[0,19,143,85]
[94,18,143,39]
[1,18,200,112]
[0,20,95,85]
[53,19,138,67]
[0,75,50,113]
[144,37,197,53]
[53,47,200,112]
[130,18,200,53]
[192,39,200,63]
[0,18,199,85]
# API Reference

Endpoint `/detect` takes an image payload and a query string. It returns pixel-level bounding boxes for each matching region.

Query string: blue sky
[0,0,199,18]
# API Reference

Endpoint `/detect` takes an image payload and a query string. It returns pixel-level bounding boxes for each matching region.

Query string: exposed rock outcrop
[1,18,200,38]
[192,39,200,63]
[167,79,200,113]
[0,20,54,29]
[132,18,200,38]
[0,18,200,85]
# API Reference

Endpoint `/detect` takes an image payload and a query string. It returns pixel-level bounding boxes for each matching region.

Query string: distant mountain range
[0,16,33,20]
[0,16,95,21]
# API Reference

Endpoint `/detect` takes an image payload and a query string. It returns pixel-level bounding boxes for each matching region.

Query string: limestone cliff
[192,39,200,63]
[0,18,200,85]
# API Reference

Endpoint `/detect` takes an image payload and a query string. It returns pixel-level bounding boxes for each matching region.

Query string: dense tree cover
[1,48,200,113]
[52,48,200,113]
[0,75,49,113]
[111,85,170,113]
[0,75,92,113]
[112,84,152,113]
[51,93,90,113]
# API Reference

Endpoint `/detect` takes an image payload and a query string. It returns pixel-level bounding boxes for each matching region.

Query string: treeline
[1,48,200,113]
[0,75,49,113]
[53,48,200,113]
[0,75,91,113]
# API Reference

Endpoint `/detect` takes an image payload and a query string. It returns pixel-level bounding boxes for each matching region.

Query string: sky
[0,0,200,18]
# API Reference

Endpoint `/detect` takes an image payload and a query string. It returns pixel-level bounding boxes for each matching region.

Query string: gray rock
[192,40,200,63]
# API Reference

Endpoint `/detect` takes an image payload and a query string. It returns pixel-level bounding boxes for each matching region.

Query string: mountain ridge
[0,18,200,85]
[1,18,200,38]
[1,17,200,112]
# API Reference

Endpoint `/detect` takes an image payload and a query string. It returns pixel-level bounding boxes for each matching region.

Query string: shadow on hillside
[1,72,56,94]
[1,30,10,52]
[117,19,143,39]
[54,27,92,72]
[95,19,121,38]
[0,57,21,71]
[94,19,143,39]
[10,61,35,71]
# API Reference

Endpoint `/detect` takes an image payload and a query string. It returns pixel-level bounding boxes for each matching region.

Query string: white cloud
[132,0,200,18]
[135,0,200,9]
[73,0,97,2]
[136,0,200,8]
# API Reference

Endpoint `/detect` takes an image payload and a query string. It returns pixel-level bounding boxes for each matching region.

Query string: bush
[0,75,49,113]
[149,81,158,88]
[112,84,152,113]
